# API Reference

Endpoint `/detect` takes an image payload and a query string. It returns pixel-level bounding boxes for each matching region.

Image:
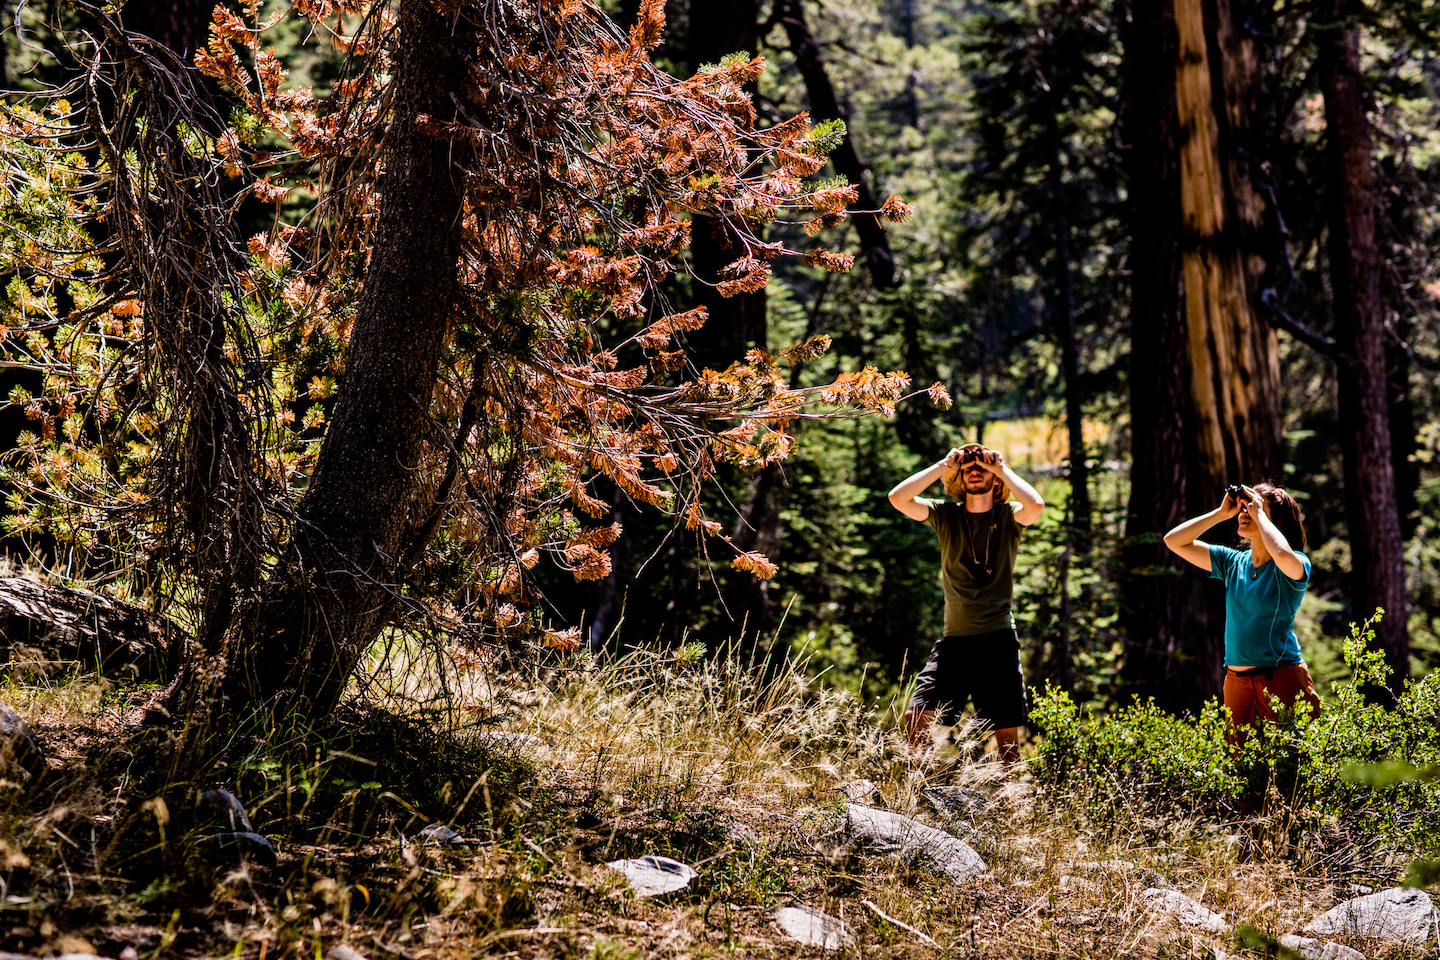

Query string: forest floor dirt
[0,659,1431,960]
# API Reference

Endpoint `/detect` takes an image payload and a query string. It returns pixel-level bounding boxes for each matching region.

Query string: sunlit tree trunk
[1119,0,1284,713]
[1317,6,1410,688]
[221,0,472,714]
[1118,0,1223,715]
[1174,0,1281,495]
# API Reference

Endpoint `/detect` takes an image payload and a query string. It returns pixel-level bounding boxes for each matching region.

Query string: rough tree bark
[1118,0,1285,712]
[775,0,897,289]
[1117,0,1224,714]
[1317,6,1410,687]
[219,0,472,715]
[1174,0,1281,495]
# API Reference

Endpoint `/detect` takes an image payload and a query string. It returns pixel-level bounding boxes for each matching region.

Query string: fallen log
[0,577,185,682]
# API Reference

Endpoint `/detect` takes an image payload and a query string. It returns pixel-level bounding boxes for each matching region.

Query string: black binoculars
[1225,484,1251,503]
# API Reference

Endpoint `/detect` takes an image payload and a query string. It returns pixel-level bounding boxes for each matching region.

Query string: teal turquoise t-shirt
[1206,543,1311,667]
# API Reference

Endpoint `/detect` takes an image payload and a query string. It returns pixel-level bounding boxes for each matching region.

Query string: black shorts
[908,628,1030,729]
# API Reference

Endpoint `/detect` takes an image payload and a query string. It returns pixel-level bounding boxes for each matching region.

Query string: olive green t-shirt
[920,499,1023,636]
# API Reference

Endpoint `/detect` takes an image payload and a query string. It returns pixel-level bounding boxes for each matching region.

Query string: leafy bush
[1031,683,1245,810]
[1033,614,1440,854]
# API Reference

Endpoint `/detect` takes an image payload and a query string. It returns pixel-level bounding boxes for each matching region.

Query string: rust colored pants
[1223,663,1322,743]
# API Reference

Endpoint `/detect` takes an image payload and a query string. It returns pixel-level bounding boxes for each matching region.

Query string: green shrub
[1031,684,1245,811]
[1033,614,1440,851]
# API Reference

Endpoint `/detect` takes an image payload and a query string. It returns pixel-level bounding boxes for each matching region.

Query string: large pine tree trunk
[1119,0,1284,712]
[1174,0,1281,495]
[1317,9,1410,687]
[1117,0,1222,714]
[219,0,472,715]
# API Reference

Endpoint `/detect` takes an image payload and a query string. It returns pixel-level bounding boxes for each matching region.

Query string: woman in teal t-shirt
[1161,482,1321,741]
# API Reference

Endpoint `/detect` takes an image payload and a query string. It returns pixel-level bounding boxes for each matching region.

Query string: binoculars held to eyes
[1225,484,1252,504]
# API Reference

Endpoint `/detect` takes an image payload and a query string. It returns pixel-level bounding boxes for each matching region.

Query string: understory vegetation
[4,624,1435,959]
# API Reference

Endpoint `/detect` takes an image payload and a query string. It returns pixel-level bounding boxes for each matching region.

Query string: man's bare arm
[887,452,958,521]
[979,451,1045,526]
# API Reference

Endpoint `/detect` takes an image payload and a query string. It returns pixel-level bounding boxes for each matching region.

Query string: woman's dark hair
[1252,481,1307,551]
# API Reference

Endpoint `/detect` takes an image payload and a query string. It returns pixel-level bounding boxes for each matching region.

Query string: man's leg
[994,726,1020,765]
[905,640,949,751]
[905,709,938,748]
[970,629,1027,766]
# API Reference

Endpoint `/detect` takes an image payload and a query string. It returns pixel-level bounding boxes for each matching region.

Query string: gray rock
[606,855,698,897]
[841,803,986,881]
[417,823,469,846]
[1304,888,1436,944]
[923,785,989,817]
[726,822,760,846]
[198,831,276,867]
[197,789,253,833]
[0,705,44,782]
[327,946,368,960]
[1279,934,1366,960]
[834,779,881,805]
[1139,888,1227,933]
[772,904,853,951]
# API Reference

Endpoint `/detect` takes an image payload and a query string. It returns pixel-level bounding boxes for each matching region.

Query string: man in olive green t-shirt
[887,443,1046,762]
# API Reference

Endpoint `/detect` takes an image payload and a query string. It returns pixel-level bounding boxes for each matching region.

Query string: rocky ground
[0,659,1435,959]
